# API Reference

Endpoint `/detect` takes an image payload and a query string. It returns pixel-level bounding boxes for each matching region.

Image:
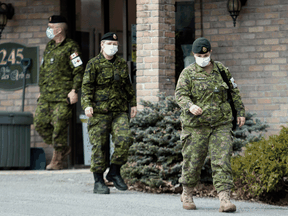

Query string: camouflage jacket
[175,60,245,128]
[39,38,84,101]
[81,53,136,113]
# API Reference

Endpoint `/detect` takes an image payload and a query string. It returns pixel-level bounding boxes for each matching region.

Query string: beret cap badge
[192,37,211,54]
[101,32,118,41]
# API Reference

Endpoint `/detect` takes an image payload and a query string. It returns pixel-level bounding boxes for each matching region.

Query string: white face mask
[46,27,55,39]
[103,44,118,56]
[195,55,211,67]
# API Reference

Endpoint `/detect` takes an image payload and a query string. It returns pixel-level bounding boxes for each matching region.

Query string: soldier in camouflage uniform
[175,38,245,212]
[34,15,84,170]
[81,32,137,194]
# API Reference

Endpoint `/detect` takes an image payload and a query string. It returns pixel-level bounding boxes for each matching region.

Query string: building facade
[0,0,287,165]
[136,0,288,136]
[194,0,288,136]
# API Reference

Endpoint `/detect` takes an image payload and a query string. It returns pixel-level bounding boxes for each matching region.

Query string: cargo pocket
[180,130,191,147]
[180,130,190,141]
[87,117,100,130]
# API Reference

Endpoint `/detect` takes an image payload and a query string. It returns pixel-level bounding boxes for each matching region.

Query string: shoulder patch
[230,77,237,88]
[72,56,83,67]
[70,52,78,60]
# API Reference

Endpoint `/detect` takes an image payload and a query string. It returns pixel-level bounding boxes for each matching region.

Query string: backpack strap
[215,62,237,130]
[215,63,230,91]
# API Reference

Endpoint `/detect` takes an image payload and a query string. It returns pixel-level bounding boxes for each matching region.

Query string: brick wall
[0,0,60,161]
[136,0,175,106]
[194,0,288,135]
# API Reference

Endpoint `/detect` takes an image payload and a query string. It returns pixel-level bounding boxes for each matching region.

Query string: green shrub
[232,126,288,198]
[233,113,269,153]
[121,93,269,191]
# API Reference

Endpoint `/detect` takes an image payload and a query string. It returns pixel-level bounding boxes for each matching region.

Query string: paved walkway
[0,169,287,216]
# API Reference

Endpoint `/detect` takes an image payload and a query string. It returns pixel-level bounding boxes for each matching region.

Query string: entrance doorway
[175,1,195,83]
[62,0,136,167]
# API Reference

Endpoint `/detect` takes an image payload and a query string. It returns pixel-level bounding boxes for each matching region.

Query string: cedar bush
[121,94,269,192]
[233,113,269,153]
[232,126,288,200]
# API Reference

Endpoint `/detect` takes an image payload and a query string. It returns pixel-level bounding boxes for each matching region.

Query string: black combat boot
[106,164,128,191]
[93,172,110,194]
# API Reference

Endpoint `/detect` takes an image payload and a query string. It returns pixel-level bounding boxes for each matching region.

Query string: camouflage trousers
[87,112,132,173]
[34,98,72,151]
[179,123,234,192]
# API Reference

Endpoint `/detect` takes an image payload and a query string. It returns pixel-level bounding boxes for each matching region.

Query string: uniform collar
[99,52,120,64]
[211,60,224,76]
[211,59,220,74]
[50,37,67,47]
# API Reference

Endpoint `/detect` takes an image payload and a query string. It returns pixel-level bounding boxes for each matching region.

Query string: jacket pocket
[220,82,229,102]
[93,89,109,113]
[191,79,209,102]
[119,68,129,78]
[97,66,113,85]
[219,102,233,122]
[220,102,232,114]
[183,104,210,126]
[94,89,109,101]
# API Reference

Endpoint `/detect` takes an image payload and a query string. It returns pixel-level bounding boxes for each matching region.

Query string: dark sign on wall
[0,42,39,91]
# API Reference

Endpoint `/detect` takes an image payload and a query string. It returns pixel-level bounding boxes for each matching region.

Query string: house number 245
[0,48,24,65]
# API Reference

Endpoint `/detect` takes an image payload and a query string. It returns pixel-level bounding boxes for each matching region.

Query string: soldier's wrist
[188,102,194,109]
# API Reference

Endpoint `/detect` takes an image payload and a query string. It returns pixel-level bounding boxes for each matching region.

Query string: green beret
[48,15,67,23]
[192,37,211,54]
[101,32,118,41]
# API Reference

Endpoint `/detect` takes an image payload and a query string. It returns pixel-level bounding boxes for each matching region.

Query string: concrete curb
[0,168,91,175]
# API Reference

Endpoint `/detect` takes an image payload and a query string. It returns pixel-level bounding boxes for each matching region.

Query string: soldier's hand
[130,106,137,118]
[67,89,78,104]
[189,105,203,116]
[85,107,93,118]
[237,117,245,128]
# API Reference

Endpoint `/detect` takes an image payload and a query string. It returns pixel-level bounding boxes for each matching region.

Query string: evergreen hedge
[121,94,269,192]
[232,126,288,201]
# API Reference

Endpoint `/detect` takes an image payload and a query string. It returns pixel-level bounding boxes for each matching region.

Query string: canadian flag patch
[72,56,83,67]
[70,52,78,60]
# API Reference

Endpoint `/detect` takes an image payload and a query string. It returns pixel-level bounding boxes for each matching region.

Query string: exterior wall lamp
[0,2,14,39]
[227,0,247,27]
